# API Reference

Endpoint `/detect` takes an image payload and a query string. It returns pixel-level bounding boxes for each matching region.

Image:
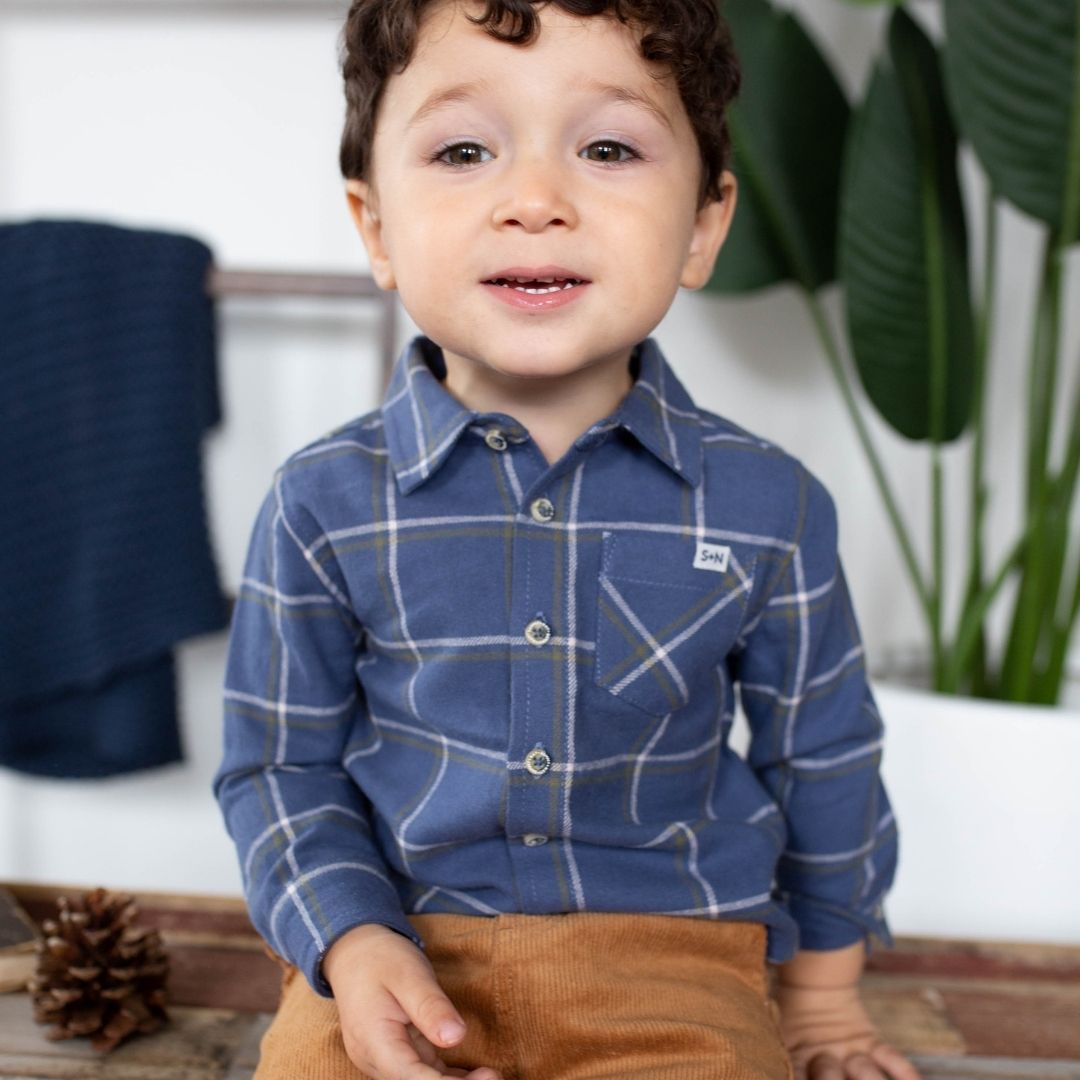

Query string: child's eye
[581,140,640,164]
[434,142,493,168]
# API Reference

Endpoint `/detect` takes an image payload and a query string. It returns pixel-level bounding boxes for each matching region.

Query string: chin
[490,353,596,381]
[443,339,583,379]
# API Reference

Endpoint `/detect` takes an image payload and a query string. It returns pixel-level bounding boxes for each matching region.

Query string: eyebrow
[578,78,675,134]
[404,77,675,133]
[405,81,493,131]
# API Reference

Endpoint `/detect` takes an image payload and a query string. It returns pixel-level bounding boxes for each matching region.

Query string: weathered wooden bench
[2,883,1078,1079]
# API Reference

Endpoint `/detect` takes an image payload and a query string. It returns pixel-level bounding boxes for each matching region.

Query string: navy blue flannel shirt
[214,335,897,996]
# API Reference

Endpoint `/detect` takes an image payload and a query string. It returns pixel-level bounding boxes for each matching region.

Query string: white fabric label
[693,542,730,574]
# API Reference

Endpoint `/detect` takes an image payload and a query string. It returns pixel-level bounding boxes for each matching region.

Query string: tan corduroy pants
[255,912,793,1080]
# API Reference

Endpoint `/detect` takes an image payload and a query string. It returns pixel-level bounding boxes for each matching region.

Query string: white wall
[1,0,1077,941]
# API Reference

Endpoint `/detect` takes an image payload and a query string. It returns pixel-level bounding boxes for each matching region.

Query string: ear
[679,170,738,290]
[345,178,397,290]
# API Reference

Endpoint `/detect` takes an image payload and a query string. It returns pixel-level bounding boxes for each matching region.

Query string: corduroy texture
[0,219,228,777]
[255,912,793,1079]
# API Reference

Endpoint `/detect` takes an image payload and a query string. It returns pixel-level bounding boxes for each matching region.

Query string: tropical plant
[709,0,1080,705]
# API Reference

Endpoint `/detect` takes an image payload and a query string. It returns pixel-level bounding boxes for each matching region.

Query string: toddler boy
[215,1,920,1078]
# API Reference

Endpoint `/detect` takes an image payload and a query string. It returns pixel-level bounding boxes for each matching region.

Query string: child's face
[346,0,736,388]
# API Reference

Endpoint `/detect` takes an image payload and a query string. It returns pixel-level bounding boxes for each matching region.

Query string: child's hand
[774,983,922,1080]
[321,923,503,1080]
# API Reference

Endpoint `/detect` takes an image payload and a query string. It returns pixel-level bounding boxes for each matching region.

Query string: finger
[807,1051,846,1080]
[405,1020,505,1079]
[843,1052,885,1080]
[396,972,468,1049]
[870,1043,922,1080]
[406,1023,444,1068]
[406,1023,506,1080]
[368,1016,453,1080]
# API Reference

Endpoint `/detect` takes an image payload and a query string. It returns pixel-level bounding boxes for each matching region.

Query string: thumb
[395,967,468,1048]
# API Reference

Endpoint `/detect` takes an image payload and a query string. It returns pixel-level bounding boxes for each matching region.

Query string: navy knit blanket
[0,219,229,777]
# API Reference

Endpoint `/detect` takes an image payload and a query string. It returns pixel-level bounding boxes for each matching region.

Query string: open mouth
[483,275,587,295]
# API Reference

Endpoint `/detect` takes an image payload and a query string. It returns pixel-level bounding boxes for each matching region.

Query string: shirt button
[529,497,555,524]
[524,748,552,776]
[484,428,508,452]
[524,618,552,647]
[522,833,548,846]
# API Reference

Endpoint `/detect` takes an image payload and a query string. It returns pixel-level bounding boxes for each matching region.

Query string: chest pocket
[594,532,756,717]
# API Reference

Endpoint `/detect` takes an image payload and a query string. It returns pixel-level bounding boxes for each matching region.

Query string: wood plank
[938,988,1080,1060]
[167,946,281,1014]
[222,1015,271,1080]
[909,1057,1080,1079]
[0,997,266,1080]
[860,981,967,1056]
[4,884,283,1014]
[867,937,1080,984]
[5,885,259,943]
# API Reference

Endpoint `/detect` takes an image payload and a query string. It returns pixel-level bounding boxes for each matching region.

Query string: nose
[492,154,578,232]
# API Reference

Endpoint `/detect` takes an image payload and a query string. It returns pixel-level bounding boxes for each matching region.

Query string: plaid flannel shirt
[214,334,898,996]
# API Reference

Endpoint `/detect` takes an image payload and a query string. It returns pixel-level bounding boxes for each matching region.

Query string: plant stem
[916,99,950,689]
[1024,232,1058,514]
[802,290,932,625]
[1042,11,1080,695]
[957,183,998,695]
[1002,231,1064,700]
[930,444,945,687]
[946,527,1029,691]
[1039,353,1080,698]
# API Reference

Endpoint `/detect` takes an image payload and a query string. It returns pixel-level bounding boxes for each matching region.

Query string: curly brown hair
[338,0,741,208]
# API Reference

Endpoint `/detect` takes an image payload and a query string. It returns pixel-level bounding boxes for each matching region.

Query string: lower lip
[482,282,590,312]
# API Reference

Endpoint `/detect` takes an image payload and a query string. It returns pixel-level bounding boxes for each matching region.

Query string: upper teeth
[488,275,582,293]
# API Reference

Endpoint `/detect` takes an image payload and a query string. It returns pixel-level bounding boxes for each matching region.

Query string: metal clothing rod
[206,266,398,384]
[207,268,382,300]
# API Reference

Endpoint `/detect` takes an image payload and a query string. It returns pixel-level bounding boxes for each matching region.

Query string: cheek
[381,222,442,286]
[627,216,695,283]
[386,189,475,264]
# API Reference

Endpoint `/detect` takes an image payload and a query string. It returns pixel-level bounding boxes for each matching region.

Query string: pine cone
[28,887,169,1052]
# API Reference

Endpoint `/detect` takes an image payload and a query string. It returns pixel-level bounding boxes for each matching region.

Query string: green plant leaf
[943,0,1080,244]
[838,8,976,441]
[706,0,849,293]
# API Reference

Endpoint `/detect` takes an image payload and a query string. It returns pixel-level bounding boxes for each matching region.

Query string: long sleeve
[735,467,897,953]
[212,469,420,997]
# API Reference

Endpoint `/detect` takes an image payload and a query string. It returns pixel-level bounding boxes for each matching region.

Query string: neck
[443,349,636,465]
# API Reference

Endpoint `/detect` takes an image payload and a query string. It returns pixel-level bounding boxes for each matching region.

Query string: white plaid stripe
[600,576,690,701]
[630,713,672,825]
[224,688,357,717]
[561,464,587,909]
[239,578,339,608]
[317,516,799,550]
[609,578,754,697]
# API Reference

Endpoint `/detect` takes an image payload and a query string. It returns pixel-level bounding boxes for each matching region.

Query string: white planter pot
[873,678,1080,945]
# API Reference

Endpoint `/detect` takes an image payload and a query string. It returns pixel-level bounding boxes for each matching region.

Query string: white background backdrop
[1,0,1077,942]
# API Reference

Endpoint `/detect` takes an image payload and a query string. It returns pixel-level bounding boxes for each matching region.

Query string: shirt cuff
[271,870,424,998]
[785,893,895,956]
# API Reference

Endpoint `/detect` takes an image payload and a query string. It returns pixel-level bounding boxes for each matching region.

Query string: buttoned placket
[488,428,596,904]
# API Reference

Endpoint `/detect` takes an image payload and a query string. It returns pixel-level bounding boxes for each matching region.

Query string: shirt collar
[607,337,703,488]
[382,336,474,494]
[382,335,702,494]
